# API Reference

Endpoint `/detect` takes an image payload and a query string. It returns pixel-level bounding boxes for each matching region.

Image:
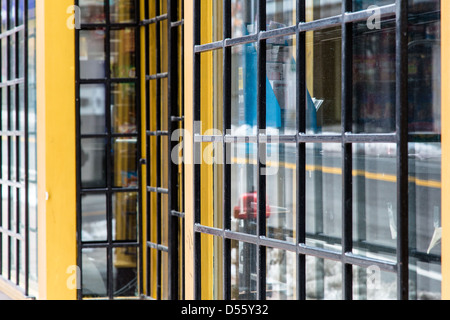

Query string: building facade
[0,0,449,300]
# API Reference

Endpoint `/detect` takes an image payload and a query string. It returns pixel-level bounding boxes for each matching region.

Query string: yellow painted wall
[36,0,76,300]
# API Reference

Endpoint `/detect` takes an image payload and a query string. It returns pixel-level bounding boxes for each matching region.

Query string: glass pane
[79,0,105,24]
[82,248,107,298]
[266,143,295,242]
[81,138,106,188]
[200,0,223,45]
[112,137,137,188]
[231,43,257,135]
[306,143,342,252]
[266,0,296,28]
[113,247,138,297]
[352,143,397,259]
[353,20,396,133]
[231,143,257,235]
[81,194,107,242]
[199,50,224,134]
[232,0,257,38]
[110,0,136,23]
[306,257,342,300]
[231,240,257,300]
[266,34,296,133]
[199,142,223,229]
[113,192,138,242]
[306,27,341,134]
[201,234,224,300]
[266,248,296,299]
[110,28,136,78]
[80,84,106,134]
[111,82,136,134]
[79,29,105,79]
[353,265,397,300]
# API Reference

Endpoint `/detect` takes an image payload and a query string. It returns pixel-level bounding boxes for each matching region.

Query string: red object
[233,192,271,220]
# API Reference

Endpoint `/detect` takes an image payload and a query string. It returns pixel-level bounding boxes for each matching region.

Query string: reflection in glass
[353,21,396,133]
[110,28,136,78]
[111,83,136,134]
[231,143,257,235]
[113,247,138,297]
[79,0,105,24]
[266,248,296,299]
[266,35,296,133]
[200,50,223,134]
[232,0,257,38]
[200,0,223,45]
[231,43,257,135]
[110,0,136,23]
[81,194,107,242]
[80,84,106,134]
[306,27,341,134]
[200,142,223,229]
[201,234,224,300]
[82,248,107,298]
[306,143,342,252]
[79,29,105,79]
[112,138,137,188]
[265,143,295,242]
[266,0,296,28]
[306,256,342,300]
[113,192,138,241]
[81,138,106,188]
[231,240,257,300]
[352,143,397,254]
[353,265,397,300]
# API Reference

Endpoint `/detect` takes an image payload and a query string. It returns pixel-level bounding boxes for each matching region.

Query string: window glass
[79,29,105,79]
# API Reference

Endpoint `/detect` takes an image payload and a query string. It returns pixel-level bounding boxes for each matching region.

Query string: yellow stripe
[232,157,441,189]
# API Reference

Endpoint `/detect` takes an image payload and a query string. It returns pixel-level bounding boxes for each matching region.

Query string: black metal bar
[296,0,306,301]
[396,0,409,301]
[193,0,202,301]
[256,0,266,301]
[222,0,232,301]
[342,0,353,301]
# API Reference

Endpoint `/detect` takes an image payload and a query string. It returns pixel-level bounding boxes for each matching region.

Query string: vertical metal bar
[144,0,151,298]
[0,0,3,278]
[342,0,353,300]
[168,0,179,300]
[23,0,29,297]
[104,0,113,300]
[74,0,82,301]
[256,0,266,301]
[222,0,232,301]
[396,0,409,301]
[296,0,306,301]
[193,0,201,300]
[6,0,11,282]
[14,0,19,287]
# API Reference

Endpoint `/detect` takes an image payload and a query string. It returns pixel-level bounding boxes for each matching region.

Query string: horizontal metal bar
[194,134,224,143]
[0,131,25,137]
[171,210,185,218]
[224,33,259,47]
[146,72,168,80]
[344,252,397,273]
[147,186,169,194]
[260,25,297,40]
[171,19,184,28]
[78,78,138,84]
[0,25,24,40]
[298,134,342,143]
[140,14,168,26]
[0,180,25,189]
[80,241,139,248]
[171,116,184,122]
[344,133,397,143]
[0,78,24,88]
[194,40,223,53]
[147,130,169,137]
[0,228,25,241]
[80,187,139,194]
[146,241,169,252]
